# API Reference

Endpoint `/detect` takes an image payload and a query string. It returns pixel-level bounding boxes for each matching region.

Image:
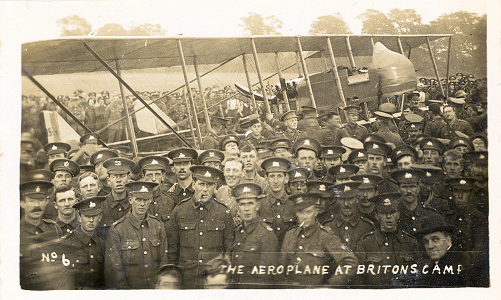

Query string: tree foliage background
[239,12,283,35]
[309,14,352,34]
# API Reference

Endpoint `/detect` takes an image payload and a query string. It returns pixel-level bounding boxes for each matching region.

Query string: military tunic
[280,221,359,287]
[258,193,296,246]
[356,229,420,287]
[98,192,131,240]
[439,119,474,140]
[166,197,235,289]
[317,210,335,225]
[60,225,106,289]
[201,131,220,150]
[344,123,369,142]
[215,185,239,223]
[397,202,442,237]
[97,184,111,197]
[325,214,375,251]
[105,212,168,289]
[277,128,302,145]
[165,181,195,207]
[147,183,176,229]
[230,221,279,288]
[56,216,80,236]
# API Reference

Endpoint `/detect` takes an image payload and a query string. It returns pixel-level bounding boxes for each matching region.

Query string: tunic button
[277,228,281,231]
[128,246,131,249]
[199,246,203,250]
[141,225,144,228]
[237,243,241,246]
[412,228,416,231]
[277,215,280,218]
[89,244,92,247]
[119,208,122,211]
[386,257,390,260]
[154,202,157,205]
[459,218,462,221]
[277,202,280,206]
[411,216,415,220]
[459,230,462,233]
[200,207,203,210]
[235,255,238,258]
[185,227,188,229]
[90,255,94,258]
[76,259,80,263]
[182,192,186,196]
[200,232,203,235]
[67,229,70,232]
[144,251,147,255]
[299,246,303,250]
[385,242,388,246]
[301,235,305,238]
[155,214,158,216]
[241,230,244,233]
[90,268,94,272]
[297,257,301,261]
[35,232,38,235]
[344,226,349,230]
[143,238,146,241]
[201,220,204,223]
[145,265,148,268]
[345,238,349,242]
[199,260,203,263]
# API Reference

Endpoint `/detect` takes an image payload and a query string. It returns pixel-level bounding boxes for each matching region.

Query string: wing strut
[82,41,193,148]
[115,60,139,157]
[445,36,452,98]
[22,68,95,136]
[426,37,446,97]
[242,54,258,114]
[193,56,212,133]
[275,53,291,111]
[296,36,317,109]
[177,38,203,149]
[250,38,272,115]
[326,37,347,107]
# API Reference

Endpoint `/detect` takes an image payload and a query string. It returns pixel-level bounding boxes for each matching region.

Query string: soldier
[373,108,403,146]
[307,180,335,224]
[325,181,375,251]
[401,114,424,144]
[259,157,295,246]
[298,106,323,143]
[277,110,302,145]
[105,181,168,289]
[448,136,472,155]
[321,145,346,182]
[319,109,347,146]
[409,164,450,214]
[442,149,464,178]
[98,157,136,240]
[198,149,225,171]
[241,117,268,148]
[43,159,81,221]
[219,135,240,158]
[165,148,199,206]
[216,158,245,224]
[43,142,71,166]
[62,196,107,289]
[327,164,359,184]
[287,168,310,196]
[71,133,106,165]
[155,264,183,290]
[343,105,369,142]
[423,103,446,138]
[347,149,368,175]
[239,144,268,192]
[392,144,418,170]
[230,183,279,288]
[420,137,446,167]
[166,166,235,289]
[201,117,229,150]
[364,141,399,194]
[293,137,322,180]
[439,105,474,140]
[53,184,80,235]
[78,171,100,200]
[138,156,174,229]
[463,151,488,215]
[281,193,359,287]
[20,180,61,289]
[270,138,293,159]
[389,169,443,236]
[90,149,119,196]
[356,193,420,287]
[351,174,383,224]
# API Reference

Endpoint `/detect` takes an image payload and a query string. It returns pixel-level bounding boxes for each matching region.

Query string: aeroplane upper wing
[22,35,450,76]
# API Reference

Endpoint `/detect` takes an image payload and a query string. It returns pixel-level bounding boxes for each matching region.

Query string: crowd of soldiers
[19,73,488,289]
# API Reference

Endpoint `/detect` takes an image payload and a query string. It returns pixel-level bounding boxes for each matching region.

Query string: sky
[4,0,488,43]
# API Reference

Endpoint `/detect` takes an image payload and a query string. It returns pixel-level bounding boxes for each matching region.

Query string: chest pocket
[149,238,161,261]
[398,252,415,264]
[367,254,383,264]
[179,222,196,246]
[119,240,140,264]
[206,221,225,247]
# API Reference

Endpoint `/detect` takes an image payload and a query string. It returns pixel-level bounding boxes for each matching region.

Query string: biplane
[22,34,452,156]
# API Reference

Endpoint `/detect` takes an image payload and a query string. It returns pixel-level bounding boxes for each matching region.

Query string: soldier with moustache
[351,174,383,224]
[90,149,119,196]
[166,166,235,289]
[198,149,225,171]
[364,141,400,194]
[281,193,359,288]
[105,181,168,289]
[138,156,175,229]
[411,164,451,215]
[287,168,310,197]
[325,181,375,251]
[463,151,488,216]
[355,193,420,287]
[320,145,346,182]
[327,164,359,184]
[307,180,335,225]
[230,183,279,288]
[420,137,446,168]
[277,110,302,145]
[98,157,136,240]
[43,159,81,221]
[259,157,296,246]
[164,148,199,206]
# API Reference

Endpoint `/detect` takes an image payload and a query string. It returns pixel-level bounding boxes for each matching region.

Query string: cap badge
[204,171,211,177]
[242,186,251,193]
[52,145,58,150]
[115,160,122,166]
[373,144,379,149]
[272,161,280,167]
[97,154,103,159]
[35,186,40,193]
[319,185,325,191]
[89,135,95,140]
[397,150,402,155]
[344,185,351,192]
[459,140,464,144]
[209,152,214,157]
[479,154,485,159]
[89,201,96,208]
[383,198,391,206]
[294,171,301,178]
[363,177,370,183]
[340,166,346,173]
[63,161,70,167]
[358,152,364,157]
[151,159,158,164]
[304,140,310,146]
[426,172,431,177]
[427,141,433,146]
[460,179,466,185]
[229,136,235,140]
[140,186,148,192]
[405,173,412,178]
[327,149,333,154]
[410,124,416,128]
[178,153,185,158]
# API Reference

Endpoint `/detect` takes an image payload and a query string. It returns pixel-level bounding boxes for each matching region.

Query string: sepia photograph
[1,0,499,298]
